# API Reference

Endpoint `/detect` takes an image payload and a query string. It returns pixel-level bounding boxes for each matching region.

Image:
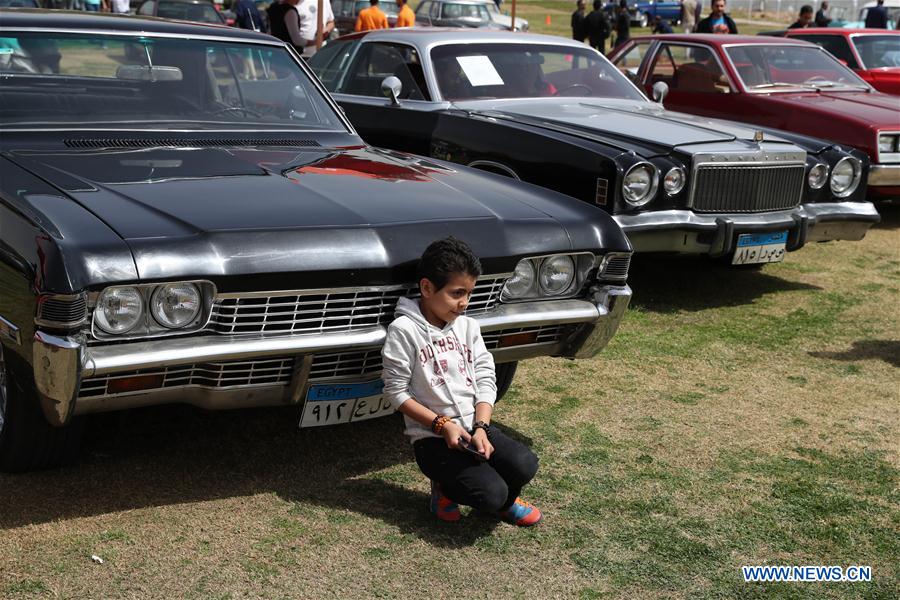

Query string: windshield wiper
[807,81,869,90]
[751,82,818,90]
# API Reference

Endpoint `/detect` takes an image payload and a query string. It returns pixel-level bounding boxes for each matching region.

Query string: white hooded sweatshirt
[382,297,497,444]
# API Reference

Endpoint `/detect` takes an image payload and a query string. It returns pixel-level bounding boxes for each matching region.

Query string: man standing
[864,0,888,28]
[295,0,334,57]
[109,0,129,13]
[681,0,697,33]
[572,0,587,42]
[814,1,831,26]
[395,0,415,27]
[267,0,311,54]
[696,0,737,33]
[355,0,389,31]
[613,0,630,49]
[583,0,610,52]
[789,4,814,28]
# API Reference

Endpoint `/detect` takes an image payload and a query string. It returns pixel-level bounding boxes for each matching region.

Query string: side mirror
[381,75,402,106]
[652,81,669,105]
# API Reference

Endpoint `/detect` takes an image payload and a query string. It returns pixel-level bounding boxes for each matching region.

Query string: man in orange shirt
[355,0,389,30]
[394,0,415,27]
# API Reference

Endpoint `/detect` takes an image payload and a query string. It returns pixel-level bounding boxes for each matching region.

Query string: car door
[643,42,735,117]
[330,41,443,156]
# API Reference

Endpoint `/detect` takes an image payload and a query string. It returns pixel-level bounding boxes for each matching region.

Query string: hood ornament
[754,130,764,144]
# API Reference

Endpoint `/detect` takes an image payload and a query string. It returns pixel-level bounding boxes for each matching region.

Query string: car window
[793,35,859,69]
[157,1,224,23]
[612,41,652,84]
[430,1,440,18]
[334,0,352,17]
[0,32,346,131]
[650,44,731,94]
[726,44,868,91]
[343,42,430,100]
[137,0,156,15]
[852,35,900,69]
[431,43,645,101]
[308,39,356,92]
[415,0,429,14]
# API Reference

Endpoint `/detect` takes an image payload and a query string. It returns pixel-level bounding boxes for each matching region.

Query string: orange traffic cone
[545,14,551,25]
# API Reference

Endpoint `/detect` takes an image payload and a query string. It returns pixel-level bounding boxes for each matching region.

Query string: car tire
[638,12,649,28]
[495,361,518,402]
[0,346,85,473]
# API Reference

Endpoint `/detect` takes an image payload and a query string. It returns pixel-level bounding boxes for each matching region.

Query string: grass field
[1,209,897,598]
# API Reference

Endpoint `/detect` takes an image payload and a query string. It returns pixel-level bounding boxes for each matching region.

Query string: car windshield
[430,43,645,101]
[852,35,900,69]
[0,32,347,131]
[726,44,870,91]
[157,1,224,23]
[355,0,398,15]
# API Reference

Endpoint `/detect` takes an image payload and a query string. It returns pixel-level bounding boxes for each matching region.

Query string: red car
[781,28,900,96]
[609,35,900,201]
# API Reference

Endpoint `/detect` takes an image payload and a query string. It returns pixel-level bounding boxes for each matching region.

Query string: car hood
[752,90,900,127]
[455,98,800,155]
[7,145,627,282]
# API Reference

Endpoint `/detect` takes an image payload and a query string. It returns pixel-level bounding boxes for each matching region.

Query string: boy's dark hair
[417,236,482,291]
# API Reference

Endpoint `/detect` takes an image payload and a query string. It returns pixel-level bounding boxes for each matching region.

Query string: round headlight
[502,260,536,300]
[151,283,202,329]
[663,167,686,195]
[830,157,861,198]
[539,255,575,296]
[95,286,144,334]
[807,163,828,190]
[622,163,658,207]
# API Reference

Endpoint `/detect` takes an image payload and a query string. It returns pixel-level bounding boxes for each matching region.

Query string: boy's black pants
[413,426,539,513]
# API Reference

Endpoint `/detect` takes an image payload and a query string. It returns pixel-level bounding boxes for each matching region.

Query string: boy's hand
[443,421,469,449]
[471,428,494,460]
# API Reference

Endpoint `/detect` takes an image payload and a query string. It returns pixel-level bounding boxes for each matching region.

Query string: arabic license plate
[732,232,788,265]
[299,380,393,428]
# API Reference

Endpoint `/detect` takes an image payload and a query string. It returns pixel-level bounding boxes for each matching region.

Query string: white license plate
[299,380,394,428]
[732,231,788,265]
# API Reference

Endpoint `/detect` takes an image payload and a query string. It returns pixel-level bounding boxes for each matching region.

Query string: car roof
[785,27,900,35]
[0,7,272,40]
[417,0,500,4]
[337,27,587,47]
[627,34,815,47]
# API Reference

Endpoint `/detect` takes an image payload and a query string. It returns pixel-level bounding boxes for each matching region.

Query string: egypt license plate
[732,232,788,265]
[299,380,393,428]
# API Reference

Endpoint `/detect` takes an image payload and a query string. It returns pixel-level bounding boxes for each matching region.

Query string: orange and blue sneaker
[428,480,461,522]
[498,497,542,527]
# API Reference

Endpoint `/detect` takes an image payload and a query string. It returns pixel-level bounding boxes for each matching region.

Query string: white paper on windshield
[456,56,504,87]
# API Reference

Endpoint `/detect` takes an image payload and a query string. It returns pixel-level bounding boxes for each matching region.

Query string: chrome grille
[482,325,566,350]
[78,357,294,398]
[310,350,383,380]
[691,164,804,213]
[209,276,507,336]
[600,253,631,282]
[36,294,87,327]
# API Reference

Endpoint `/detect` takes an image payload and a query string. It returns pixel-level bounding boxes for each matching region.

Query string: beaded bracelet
[431,415,450,434]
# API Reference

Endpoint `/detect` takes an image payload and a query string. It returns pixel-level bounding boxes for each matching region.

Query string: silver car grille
[208,276,508,336]
[691,164,805,213]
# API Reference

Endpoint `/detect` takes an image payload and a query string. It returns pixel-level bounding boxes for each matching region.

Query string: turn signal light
[107,374,166,395]
[498,332,538,348]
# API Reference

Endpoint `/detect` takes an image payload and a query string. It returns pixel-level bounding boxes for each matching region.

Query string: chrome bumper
[32,286,631,425]
[869,164,900,187]
[615,202,880,255]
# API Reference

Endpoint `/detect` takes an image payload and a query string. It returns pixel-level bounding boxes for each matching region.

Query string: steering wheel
[210,105,264,118]
[554,83,593,97]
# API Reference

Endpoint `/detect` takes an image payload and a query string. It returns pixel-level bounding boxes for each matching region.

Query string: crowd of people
[572,0,893,47]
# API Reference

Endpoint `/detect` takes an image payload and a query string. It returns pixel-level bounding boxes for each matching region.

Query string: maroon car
[609,35,900,201]
[780,29,900,96]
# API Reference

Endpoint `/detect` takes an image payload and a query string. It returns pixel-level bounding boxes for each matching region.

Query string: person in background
[789,5,814,28]
[82,0,105,11]
[652,15,674,33]
[355,0,389,31]
[814,1,832,26]
[614,0,630,48]
[572,0,587,42]
[395,0,415,27]
[696,0,737,33]
[267,0,312,54]
[234,0,266,31]
[108,0,129,13]
[864,0,888,28]
[584,0,610,52]
[295,0,334,58]
[681,0,697,33]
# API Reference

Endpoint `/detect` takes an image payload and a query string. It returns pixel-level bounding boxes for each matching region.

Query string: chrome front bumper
[869,164,900,187]
[32,286,632,425]
[615,202,880,255]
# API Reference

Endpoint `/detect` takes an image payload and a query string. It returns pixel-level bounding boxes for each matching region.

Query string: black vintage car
[309,29,880,264]
[0,11,632,471]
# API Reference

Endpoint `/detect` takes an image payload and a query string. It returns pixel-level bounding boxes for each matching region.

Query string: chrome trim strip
[33,331,82,427]
[466,160,520,179]
[0,27,287,45]
[0,316,21,346]
[869,164,900,186]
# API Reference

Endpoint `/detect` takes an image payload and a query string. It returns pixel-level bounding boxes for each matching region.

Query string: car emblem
[754,130,764,144]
